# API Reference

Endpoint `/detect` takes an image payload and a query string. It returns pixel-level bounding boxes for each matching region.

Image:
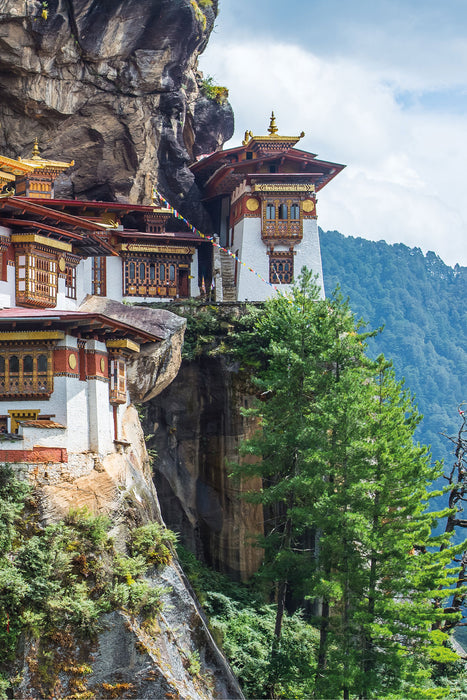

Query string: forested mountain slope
[320,230,466,465]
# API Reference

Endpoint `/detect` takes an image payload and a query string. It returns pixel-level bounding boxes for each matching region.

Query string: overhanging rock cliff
[0,0,233,224]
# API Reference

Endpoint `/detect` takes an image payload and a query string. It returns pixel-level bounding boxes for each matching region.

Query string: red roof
[0,308,162,344]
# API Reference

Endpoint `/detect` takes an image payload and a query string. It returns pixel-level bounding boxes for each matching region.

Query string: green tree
[232,269,463,699]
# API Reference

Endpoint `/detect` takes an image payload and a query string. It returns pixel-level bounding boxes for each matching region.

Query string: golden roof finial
[268,111,278,135]
[32,137,41,160]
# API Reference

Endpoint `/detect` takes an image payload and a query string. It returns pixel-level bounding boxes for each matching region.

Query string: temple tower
[191,113,345,301]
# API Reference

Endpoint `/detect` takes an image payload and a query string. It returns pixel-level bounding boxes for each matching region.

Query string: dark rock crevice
[145,356,264,582]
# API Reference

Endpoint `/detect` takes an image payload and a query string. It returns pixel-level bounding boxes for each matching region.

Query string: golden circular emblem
[100,357,106,373]
[68,353,77,370]
[58,257,66,272]
[246,197,260,212]
[302,199,315,212]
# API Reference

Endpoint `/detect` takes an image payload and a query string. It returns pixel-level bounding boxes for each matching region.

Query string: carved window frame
[123,256,187,298]
[0,345,54,398]
[109,354,127,405]
[15,249,58,308]
[65,264,77,299]
[92,257,106,296]
[268,251,294,285]
[262,199,302,241]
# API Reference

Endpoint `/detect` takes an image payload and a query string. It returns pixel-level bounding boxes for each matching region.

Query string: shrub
[129,522,177,567]
[199,76,229,104]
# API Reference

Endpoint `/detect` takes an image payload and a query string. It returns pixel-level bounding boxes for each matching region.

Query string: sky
[199,0,467,267]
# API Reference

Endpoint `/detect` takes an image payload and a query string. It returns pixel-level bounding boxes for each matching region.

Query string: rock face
[79,295,187,401]
[13,403,243,699]
[144,356,264,582]
[0,0,233,221]
[4,301,244,698]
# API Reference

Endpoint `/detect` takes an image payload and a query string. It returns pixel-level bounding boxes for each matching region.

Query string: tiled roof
[19,420,66,429]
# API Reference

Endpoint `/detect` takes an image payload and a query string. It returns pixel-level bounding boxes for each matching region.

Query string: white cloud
[199,41,467,267]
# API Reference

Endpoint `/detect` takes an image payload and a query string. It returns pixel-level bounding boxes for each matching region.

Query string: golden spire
[268,111,278,135]
[32,137,41,160]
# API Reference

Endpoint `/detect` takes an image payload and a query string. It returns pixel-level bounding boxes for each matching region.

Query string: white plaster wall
[19,426,67,450]
[86,340,114,454]
[46,378,68,426]
[57,276,80,311]
[106,257,123,302]
[234,217,325,302]
[235,218,274,302]
[60,377,90,453]
[77,257,93,305]
[190,250,199,298]
[0,264,15,308]
[296,219,325,299]
[54,337,90,450]
[2,397,62,424]
[87,378,114,454]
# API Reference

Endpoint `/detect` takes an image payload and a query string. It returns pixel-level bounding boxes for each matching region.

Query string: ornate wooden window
[92,257,106,296]
[290,203,300,219]
[268,251,294,284]
[123,256,190,298]
[8,410,41,433]
[109,355,126,404]
[65,264,77,299]
[262,199,302,241]
[0,347,53,398]
[266,203,276,220]
[16,251,58,307]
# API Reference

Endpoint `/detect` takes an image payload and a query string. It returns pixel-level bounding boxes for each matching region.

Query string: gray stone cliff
[144,354,264,583]
[0,0,233,225]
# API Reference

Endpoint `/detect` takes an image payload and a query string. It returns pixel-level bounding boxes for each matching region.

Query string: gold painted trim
[119,243,195,255]
[11,234,72,252]
[0,155,35,174]
[253,184,315,193]
[249,135,302,142]
[0,331,64,340]
[106,338,140,353]
[246,197,260,211]
[302,199,315,212]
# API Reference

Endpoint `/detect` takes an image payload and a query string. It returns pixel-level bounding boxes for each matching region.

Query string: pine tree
[232,269,464,699]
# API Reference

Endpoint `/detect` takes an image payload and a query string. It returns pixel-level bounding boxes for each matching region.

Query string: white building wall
[57,276,79,311]
[190,249,199,298]
[86,339,114,454]
[106,256,123,302]
[77,257,93,305]
[19,426,67,451]
[235,218,273,302]
[0,263,15,308]
[295,219,325,299]
[234,216,325,302]
[3,397,63,426]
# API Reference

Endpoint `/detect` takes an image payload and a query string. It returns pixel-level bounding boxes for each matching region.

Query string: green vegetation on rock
[199,75,229,103]
[0,465,176,698]
[178,545,320,699]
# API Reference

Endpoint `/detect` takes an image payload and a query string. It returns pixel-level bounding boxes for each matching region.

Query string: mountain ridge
[320,228,466,465]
